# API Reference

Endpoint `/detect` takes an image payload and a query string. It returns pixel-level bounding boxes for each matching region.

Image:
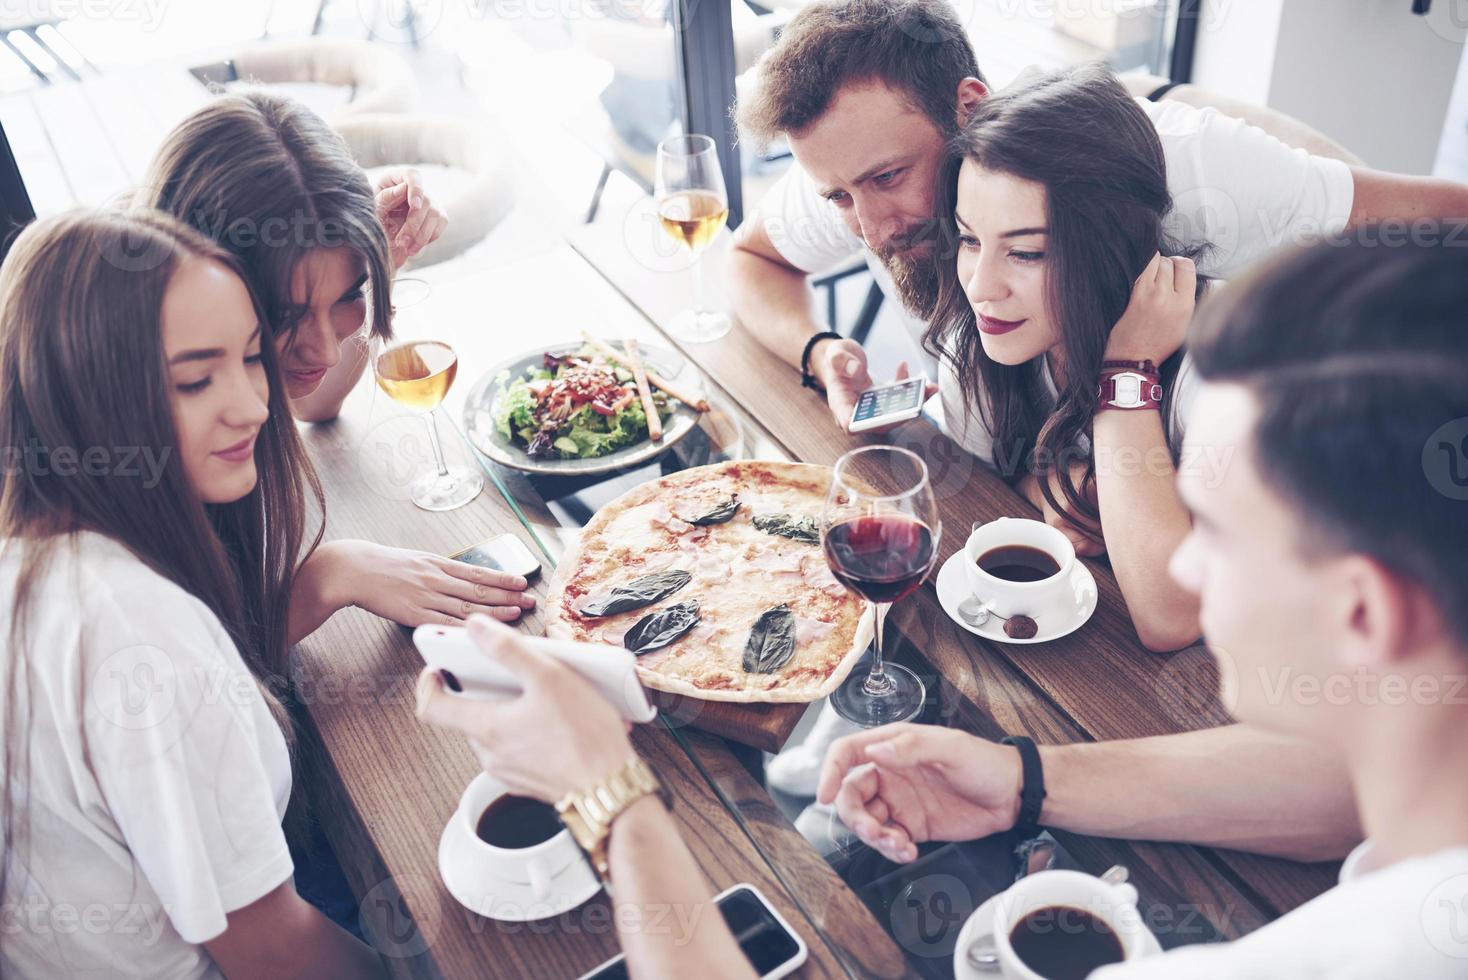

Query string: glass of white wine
[655,133,731,343]
[372,335,484,512]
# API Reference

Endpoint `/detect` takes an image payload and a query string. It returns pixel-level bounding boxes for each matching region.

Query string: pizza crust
[544,461,874,703]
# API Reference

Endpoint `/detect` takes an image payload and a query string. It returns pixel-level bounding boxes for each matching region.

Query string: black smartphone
[575,884,808,980]
[449,534,541,579]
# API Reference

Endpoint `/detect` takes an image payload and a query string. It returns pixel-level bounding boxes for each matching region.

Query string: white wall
[1190,0,1467,173]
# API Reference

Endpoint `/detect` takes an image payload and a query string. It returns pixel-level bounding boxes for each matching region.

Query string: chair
[196,39,514,267]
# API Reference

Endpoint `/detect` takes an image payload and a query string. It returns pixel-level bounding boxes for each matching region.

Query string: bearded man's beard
[873,218,949,320]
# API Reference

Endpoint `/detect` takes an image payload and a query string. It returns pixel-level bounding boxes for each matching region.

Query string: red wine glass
[821,445,940,727]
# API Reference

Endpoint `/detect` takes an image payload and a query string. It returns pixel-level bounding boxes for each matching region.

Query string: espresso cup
[964,518,1077,624]
[988,870,1149,979]
[453,773,594,901]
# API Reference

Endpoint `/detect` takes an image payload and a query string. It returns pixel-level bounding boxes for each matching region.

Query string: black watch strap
[800,330,843,392]
[1001,735,1047,837]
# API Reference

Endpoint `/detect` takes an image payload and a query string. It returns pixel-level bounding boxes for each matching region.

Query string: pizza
[544,460,873,702]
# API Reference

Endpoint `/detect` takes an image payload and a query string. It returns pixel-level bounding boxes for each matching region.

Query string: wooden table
[292,246,907,979]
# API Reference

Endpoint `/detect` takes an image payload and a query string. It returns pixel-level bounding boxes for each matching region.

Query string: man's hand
[374,168,448,270]
[415,616,638,802]
[1104,252,1196,364]
[816,724,1023,863]
[811,338,937,433]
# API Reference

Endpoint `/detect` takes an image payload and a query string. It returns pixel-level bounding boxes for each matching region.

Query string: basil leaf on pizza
[752,512,819,543]
[578,568,691,617]
[624,600,701,653]
[743,604,797,674]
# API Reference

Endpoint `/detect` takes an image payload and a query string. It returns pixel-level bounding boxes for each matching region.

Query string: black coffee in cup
[476,794,562,849]
[1008,905,1124,979]
[977,545,1061,583]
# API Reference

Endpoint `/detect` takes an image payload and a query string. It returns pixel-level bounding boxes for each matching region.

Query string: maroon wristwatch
[1097,359,1162,411]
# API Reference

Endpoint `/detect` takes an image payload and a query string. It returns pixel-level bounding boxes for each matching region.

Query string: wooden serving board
[647,689,809,753]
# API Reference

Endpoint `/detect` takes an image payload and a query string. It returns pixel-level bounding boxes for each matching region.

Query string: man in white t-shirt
[732,0,1468,440]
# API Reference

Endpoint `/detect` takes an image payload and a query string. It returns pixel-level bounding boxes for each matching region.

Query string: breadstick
[624,338,662,441]
[580,332,710,412]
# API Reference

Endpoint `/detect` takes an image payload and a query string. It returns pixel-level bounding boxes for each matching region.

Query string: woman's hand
[816,724,1024,864]
[329,540,535,626]
[374,169,448,269]
[1105,252,1196,364]
[415,616,637,801]
[1020,466,1105,557]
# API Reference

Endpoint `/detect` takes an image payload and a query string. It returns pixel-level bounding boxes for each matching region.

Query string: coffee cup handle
[527,858,552,901]
[962,931,1002,973]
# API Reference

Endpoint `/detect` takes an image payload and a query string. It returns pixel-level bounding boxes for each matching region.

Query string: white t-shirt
[1093,840,1468,978]
[762,96,1355,459]
[1,532,294,980]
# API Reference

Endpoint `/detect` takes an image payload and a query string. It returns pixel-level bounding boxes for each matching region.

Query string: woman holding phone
[0,209,383,977]
[135,91,534,640]
[925,63,1206,651]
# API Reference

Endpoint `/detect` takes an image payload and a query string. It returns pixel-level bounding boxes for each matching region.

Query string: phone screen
[451,535,541,579]
[578,886,801,979]
[851,378,924,425]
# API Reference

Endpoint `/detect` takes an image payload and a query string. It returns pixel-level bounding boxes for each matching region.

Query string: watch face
[1114,373,1143,408]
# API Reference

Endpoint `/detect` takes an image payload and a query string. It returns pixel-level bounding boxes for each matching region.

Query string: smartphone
[449,534,541,579]
[848,375,928,432]
[412,625,658,723]
[575,884,808,980]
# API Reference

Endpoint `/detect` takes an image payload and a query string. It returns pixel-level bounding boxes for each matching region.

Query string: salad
[493,349,674,459]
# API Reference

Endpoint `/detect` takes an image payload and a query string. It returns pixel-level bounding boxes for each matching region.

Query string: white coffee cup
[453,773,594,901]
[987,870,1149,979]
[964,517,1077,624]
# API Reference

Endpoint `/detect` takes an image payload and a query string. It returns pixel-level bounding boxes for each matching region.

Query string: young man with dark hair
[819,236,1468,975]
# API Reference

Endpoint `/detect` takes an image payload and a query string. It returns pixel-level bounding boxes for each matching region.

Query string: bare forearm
[1092,411,1200,651]
[728,245,824,369]
[607,796,754,979]
[1038,725,1360,861]
[288,541,351,645]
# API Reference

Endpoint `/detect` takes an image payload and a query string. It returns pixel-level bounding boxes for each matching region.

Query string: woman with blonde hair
[137,91,534,641]
[0,209,384,978]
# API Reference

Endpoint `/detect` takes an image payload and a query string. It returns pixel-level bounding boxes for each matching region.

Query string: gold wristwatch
[556,756,669,883]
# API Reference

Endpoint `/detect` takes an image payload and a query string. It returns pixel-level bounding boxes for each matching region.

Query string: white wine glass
[655,133,732,343]
[372,332,484,512]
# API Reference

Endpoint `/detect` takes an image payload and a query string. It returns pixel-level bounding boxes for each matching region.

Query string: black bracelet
[1001,735,1047,838]
[800,330,843,392]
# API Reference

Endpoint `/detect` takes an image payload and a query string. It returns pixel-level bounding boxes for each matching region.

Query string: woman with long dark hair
[0,210,383,977]
[926,64,1205,651]
[137,92,535,641]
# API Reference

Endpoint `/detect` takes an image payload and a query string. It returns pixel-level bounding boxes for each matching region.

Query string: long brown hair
[924,63,1205,530]
[135,90,393,352]
[0,209,323,915]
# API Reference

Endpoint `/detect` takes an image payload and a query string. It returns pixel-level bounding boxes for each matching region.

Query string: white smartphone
[449,534,542,579]
[412,625,657,724]
[574,883,809,980]
[848,375,929,432]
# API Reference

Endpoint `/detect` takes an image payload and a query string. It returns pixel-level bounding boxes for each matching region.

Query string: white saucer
[952,892,1163,979]
[935,551,1098,645]
[437,821,602,922]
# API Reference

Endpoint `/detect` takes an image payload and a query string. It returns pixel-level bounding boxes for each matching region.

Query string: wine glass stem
[863,602,893,697]
[423,408,450,478]
[691,250,706,316]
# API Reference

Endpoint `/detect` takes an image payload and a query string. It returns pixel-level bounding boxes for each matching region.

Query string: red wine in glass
[823,515,936,604]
